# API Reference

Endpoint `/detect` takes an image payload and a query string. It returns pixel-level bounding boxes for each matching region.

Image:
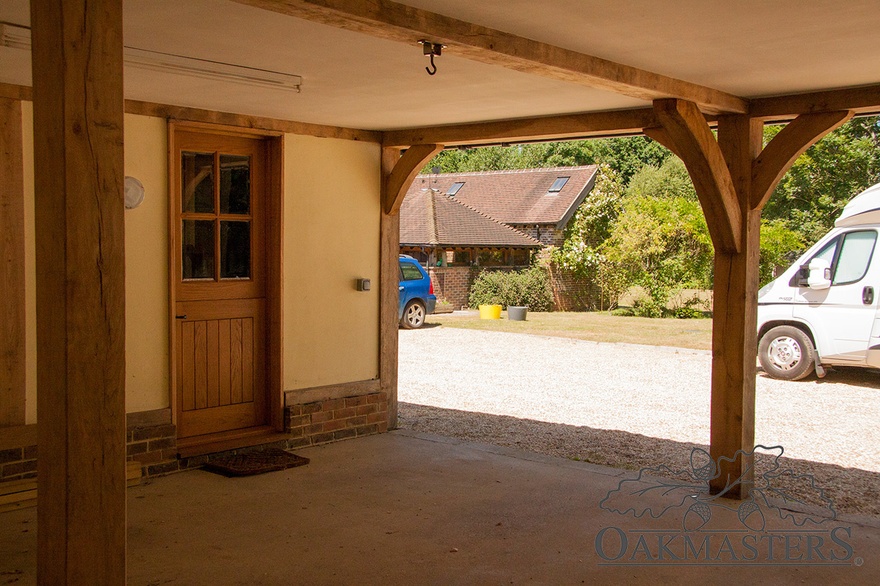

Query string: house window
[548,177,569,193]
[447,182,465,196]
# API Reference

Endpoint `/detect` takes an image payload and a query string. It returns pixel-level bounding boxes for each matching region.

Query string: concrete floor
[2,430,878,585]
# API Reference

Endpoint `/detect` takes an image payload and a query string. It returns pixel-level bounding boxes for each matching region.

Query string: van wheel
[758,326,815,380]
[400,300,426,329]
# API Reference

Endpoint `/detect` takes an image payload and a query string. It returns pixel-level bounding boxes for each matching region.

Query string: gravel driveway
[398,325,880,517]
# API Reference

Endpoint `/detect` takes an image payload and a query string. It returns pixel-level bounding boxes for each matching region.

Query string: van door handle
[863,286,874,305]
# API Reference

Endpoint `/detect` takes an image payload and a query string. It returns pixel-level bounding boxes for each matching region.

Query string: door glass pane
[220,155,250,214]
[182,152,215,213]
[833,231,876,285]
[182,220,215,280]
[221,221,251,279]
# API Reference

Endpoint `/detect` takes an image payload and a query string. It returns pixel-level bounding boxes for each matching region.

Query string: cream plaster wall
[283,135,381,390]
[20,110,170,421]
[123,114,169,413]
[19,112,380,420]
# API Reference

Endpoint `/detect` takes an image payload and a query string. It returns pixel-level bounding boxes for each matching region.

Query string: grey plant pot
[507,306,528,321]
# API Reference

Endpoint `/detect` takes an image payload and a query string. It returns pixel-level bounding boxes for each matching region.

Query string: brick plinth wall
[285,392,389,448]
[1,393,391,484]
[0,444,37,481]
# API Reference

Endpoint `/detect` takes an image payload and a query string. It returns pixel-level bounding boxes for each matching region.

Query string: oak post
[31,0,127,583]
[0,98,26,426]
[380,148,402,428]
[710,115,763,498]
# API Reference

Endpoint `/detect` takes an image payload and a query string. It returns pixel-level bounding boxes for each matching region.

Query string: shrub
[468,267,552,311]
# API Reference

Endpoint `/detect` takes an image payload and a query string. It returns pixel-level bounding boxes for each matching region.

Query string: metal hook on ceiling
[419,39,444,76]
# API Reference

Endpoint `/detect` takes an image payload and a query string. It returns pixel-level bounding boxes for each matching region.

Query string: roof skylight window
[548,177,569,193]
[447,182,465,196]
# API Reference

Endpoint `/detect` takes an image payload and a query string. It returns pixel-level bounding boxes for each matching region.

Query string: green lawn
[427,311,713,350]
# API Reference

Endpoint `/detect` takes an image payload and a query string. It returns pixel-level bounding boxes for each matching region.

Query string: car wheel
[400,300,426,329]
[758,325,815,380]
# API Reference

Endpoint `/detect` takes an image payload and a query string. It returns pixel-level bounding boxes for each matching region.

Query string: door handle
[398,286,404,291]
[863,286,874,305]
[175,314,188,320]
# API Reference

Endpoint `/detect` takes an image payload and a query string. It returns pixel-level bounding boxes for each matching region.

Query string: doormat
[203,448,310,477]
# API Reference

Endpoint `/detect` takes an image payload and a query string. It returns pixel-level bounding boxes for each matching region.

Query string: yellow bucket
[478,304,502,320]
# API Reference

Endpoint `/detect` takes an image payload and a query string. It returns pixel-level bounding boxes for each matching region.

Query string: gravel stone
[398,326,880,518]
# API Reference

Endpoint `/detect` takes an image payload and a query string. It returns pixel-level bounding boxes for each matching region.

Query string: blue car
[399,255,436,329]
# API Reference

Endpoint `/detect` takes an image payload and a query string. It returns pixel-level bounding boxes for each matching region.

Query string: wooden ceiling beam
[234,0,747,115]
[750,84,880,119]
[383,108,659,148]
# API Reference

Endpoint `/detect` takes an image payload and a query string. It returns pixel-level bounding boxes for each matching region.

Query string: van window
[833,230,876,284]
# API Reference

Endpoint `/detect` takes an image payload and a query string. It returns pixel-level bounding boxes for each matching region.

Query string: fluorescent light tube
[0,23,302,92]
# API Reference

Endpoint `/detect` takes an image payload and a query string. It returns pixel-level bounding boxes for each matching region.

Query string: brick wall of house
[509,224,565,246]
[547,263,600,311]
[284,392,389,447]
[429,264,598,311]
[0,392,391,483]
[428,266,480,309]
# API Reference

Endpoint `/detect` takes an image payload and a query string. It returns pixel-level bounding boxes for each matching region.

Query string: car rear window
[400,263,424,281]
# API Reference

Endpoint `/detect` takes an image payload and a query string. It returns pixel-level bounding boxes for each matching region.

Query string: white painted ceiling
[1,0,879,130]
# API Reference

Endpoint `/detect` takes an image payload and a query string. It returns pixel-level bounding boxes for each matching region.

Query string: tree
[426,136,671,183]
[763,116,880,243]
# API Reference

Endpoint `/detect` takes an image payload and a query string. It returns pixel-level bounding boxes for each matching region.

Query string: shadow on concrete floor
[1,430,878,585]
[398,402,880,520]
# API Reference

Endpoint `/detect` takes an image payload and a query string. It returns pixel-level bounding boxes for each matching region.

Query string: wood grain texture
[31,0,127,582]
[0,97,25,427]
[653,98,741,254]
[642,126,682,160]
[750,84,880,119]
[383,144,442,215]
[234,0,747,114]
[126,99,380,143]
[709,115,763,499]
[383,108,659,148]
[380,148,402,428]
[751,110,853,210]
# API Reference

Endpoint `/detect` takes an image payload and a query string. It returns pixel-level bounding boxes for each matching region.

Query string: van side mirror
[806,258,832,290]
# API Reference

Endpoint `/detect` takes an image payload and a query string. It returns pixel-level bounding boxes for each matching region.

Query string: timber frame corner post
[32,0,127,582]
[646,98,854,498]
[379,145,443,429]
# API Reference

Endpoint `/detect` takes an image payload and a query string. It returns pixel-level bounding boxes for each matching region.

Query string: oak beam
[751,110,853,210]
[642,126,683,161]
[380,148,402,429]
[0,98,26,426]
[234,0,747,115]
[383,144,442,215]
[31,0,127,583]
[383,108,659,149]
[710,115,763,498]
[653,99,741,253]
[750,84,880,120]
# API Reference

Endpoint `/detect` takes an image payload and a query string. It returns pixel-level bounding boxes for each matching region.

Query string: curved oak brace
[751,110,853,211]
[383,143,443,215]
[653,98,741,254]
[642,126,683,160]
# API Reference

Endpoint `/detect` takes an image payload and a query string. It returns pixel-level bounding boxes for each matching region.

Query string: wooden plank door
[173,129,268,440]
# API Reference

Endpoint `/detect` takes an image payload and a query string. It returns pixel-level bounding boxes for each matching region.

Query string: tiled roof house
[401,165,599,266]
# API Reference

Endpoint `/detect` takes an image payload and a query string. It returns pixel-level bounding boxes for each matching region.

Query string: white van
[757,182,880,380]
